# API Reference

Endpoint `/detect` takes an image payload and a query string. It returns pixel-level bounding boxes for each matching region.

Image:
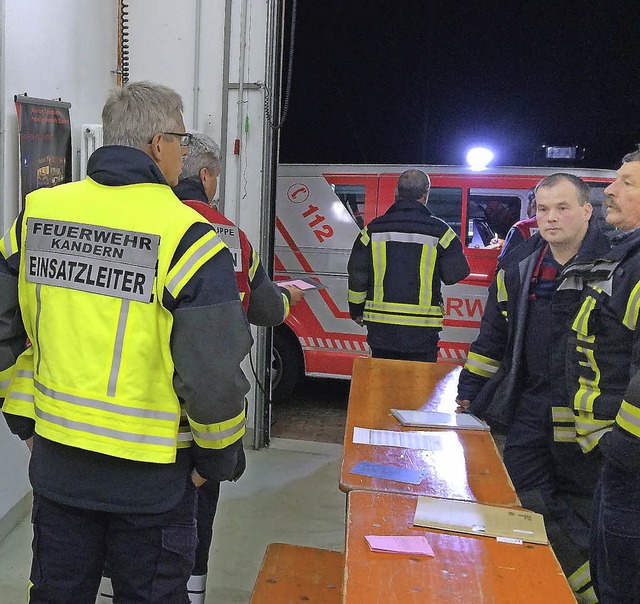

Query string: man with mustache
[457,173,610,602]
[562,149,640,603]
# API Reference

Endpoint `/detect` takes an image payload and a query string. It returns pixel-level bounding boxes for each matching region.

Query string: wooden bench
[249,543,343,603]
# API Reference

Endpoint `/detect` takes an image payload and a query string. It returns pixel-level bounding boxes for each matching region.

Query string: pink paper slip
[365,535,434,557]
[278,279,317,290]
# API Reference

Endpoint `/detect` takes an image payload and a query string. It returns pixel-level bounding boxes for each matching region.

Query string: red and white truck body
[272,164,615,397]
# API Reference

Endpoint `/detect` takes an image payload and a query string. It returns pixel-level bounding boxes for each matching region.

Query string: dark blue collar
[87,146,169,187]
[172,177,208,203]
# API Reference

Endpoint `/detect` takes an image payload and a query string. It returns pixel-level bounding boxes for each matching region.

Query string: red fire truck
[272,164,615,399]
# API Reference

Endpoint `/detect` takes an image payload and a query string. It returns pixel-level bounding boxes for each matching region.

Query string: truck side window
[334,184,365,229]
[467,194,521,247]
[427,187,463,237]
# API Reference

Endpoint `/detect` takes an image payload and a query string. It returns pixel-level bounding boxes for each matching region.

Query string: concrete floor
[0,438,347,604]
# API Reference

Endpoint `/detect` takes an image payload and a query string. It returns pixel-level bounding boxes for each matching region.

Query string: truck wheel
[272,330,302,402]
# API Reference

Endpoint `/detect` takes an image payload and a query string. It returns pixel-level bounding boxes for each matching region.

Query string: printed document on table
[353,427,444,450]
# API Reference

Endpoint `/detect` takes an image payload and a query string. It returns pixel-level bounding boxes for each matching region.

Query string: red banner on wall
[15,95,72,207]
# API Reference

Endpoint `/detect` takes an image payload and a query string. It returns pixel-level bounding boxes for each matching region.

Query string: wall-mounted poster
[15,95,72,208]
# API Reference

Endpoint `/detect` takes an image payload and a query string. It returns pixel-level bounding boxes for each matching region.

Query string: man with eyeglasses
[0,81,252,603]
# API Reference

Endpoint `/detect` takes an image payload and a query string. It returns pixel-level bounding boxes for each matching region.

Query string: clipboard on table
[391,409,490,431]
[413,496,548,545]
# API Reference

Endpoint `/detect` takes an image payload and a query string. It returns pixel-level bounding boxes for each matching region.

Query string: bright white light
[466,147,494,171]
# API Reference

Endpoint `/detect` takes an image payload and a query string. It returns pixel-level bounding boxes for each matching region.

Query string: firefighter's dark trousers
[28,481,197,604]
[193,480,220,576]
[591,461,640,603]
[503,404,600,600]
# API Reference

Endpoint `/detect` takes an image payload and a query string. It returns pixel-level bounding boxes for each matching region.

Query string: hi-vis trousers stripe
[187,574,207,604]
[96,576,113,603]
[568,561,598,603]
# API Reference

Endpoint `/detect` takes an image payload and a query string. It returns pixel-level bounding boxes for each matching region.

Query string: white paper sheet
[353,427,444,450]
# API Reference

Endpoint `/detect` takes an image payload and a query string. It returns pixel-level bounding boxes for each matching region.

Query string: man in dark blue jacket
[456,173,610,602]
[347,169,469,362]
[562,149,640,603]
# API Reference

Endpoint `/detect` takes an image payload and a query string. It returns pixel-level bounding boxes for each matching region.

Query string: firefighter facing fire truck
[347,169,469,361]
[172,132,304,604]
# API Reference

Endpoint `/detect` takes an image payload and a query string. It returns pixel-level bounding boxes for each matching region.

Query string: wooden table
[340,357,518,506]
[343,490,575,603]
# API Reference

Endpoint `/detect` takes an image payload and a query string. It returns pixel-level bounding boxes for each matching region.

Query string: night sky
[278,1,640,169]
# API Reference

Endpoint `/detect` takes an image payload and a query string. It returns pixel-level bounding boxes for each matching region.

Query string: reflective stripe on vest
[0,364,14,398]
[2,349,36,420]
[18,179,213,463]
[367,231,443,327]
[166,230,226,299]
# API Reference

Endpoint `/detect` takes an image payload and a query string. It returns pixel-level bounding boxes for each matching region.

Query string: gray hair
[535,173,590,206]
[102,81,184,149]
[622,150,640,163]
[396,169,431,202]
[180,132,222,179]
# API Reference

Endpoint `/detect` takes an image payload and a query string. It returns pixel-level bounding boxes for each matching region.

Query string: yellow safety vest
[2,347,36,420]
[13,177,227,463]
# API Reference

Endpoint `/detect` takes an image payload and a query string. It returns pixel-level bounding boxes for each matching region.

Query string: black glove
[231,444,246,482]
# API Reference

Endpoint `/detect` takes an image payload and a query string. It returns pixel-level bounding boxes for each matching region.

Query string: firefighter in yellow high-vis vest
[0,81,252,604]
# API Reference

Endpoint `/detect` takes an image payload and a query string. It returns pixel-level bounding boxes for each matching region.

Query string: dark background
[278,1,640,169]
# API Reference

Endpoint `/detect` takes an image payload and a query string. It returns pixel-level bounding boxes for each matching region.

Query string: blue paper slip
[350,461,428,485]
